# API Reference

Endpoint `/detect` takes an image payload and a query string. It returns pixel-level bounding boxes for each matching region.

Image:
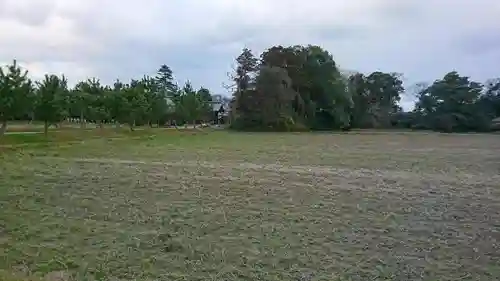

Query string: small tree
[120,80,148,131]
[84,78,109,129]
[107,80,126,128]
[176,81,207,127]
[0,60,33,136]
[141,76,168,127]
[71,81,92,128]
[197,87,214,122]
[35,74,69,136]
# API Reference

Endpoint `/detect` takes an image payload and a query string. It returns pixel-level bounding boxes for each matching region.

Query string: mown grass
[0,128,159,149]
[1,130,499,280]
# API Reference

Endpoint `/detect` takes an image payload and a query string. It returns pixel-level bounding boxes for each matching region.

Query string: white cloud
[1,0,499,110]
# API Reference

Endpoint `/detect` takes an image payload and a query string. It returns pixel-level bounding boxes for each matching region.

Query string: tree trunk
[80,111,85,129]
[0,119,7,136]
[98,121,104,129]
[192,120,196,128]
[44,121,49,137]
[148,121,153,128]
[129,119,135,131]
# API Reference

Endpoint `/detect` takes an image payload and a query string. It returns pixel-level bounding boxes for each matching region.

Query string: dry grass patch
[1,131,499,280]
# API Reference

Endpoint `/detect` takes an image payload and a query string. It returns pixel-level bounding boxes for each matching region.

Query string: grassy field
[1,130,499,280]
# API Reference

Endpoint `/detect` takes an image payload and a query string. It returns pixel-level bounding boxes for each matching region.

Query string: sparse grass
[1,130,499,280]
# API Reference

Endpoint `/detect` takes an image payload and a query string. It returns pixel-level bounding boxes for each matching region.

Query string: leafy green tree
[234,66,298,131]
[414,71,483,132]
[347,73,371,128]
[259,45,352,130]
[196,87,213,122]
[0,60,33,136]
[260,45,308,125]
[364,72,403,127]
[478,79,500,119]
[348,71,404,128]
[34,74,69,136]
[77,78,109,128]
[175,81,205,127]
[107,80,127,128]
[141,75,169,127]
[120,80,149,130]
[197,87,212,103]
[71,82,92,128]
[306,46,353,129]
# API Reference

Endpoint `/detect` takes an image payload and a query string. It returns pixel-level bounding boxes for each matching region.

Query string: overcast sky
[1,0,499,110]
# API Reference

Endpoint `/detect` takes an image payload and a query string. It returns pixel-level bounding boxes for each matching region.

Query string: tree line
[1,44,499,136]
[229,45,500,132]
[0,61,225,136]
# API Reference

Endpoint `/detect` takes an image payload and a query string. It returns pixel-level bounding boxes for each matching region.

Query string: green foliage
[196,87,214,121]
[230,45,498,132]
[34,74,69,135]
[174,81,213,125]
[0,60,33,135]
[120,79,149,130]
[232,66,298,131]
[70,82,91,127]
[82,78,109,127]
[156,64,178,97]
[414,71,487,132]
[232,45,353,131]
[348,72,404,128]
[2,46,500,135]
[140,75,168,126]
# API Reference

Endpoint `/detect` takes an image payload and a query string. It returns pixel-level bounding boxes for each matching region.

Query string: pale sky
[1,0,499,110]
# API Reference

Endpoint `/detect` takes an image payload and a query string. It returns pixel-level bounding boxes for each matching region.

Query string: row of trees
[0,61,221,136]
[2,45,499,136]
[229,45,500,132]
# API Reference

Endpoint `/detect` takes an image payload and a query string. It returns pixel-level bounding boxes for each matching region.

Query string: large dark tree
[478,79,500,119]
[261,45,353,129]
[347,73,371,128]
[414,71,483,132]
[230,48,259,125]
[348,71,404,128]
[232,66,299,131]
